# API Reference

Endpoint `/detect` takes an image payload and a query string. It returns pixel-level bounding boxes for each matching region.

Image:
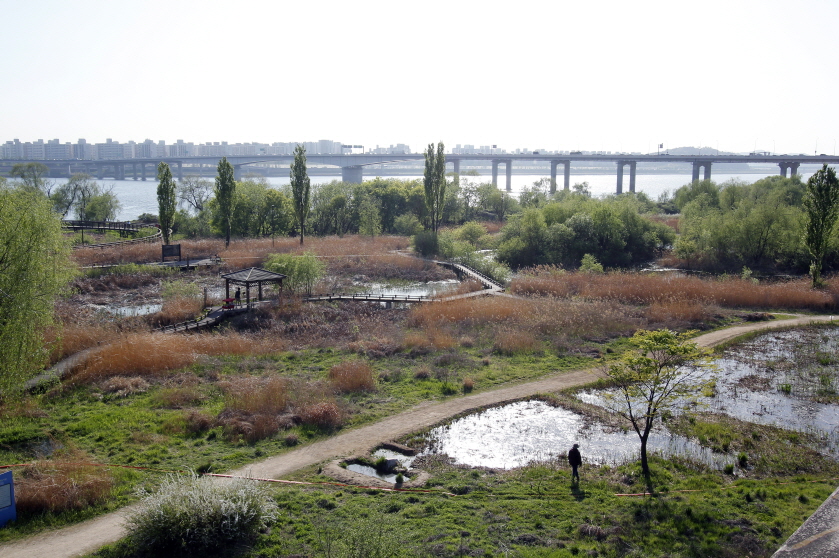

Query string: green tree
[50,173,93,218]
[177,175,213,214]
[803,164,839,287]
[358,194,382,237]
[603,329,715,485]
[0,188,74,396]
[157,162,177,245]
[263,252,325,296]
[423,142,446,235]
[290,144,311,245]
[10,162,51,194]
[214,157,236,248]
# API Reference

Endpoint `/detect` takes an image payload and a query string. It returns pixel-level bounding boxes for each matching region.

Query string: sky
[2,0,838,156]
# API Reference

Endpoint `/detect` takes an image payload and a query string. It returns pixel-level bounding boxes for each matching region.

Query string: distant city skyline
[2,134,783,162]
[1,1,837,158]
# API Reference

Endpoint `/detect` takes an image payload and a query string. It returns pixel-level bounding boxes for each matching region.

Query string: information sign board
[0,471,15,528]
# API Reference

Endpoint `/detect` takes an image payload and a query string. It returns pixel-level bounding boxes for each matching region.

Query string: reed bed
[68,332,285,384]
[219,236,410,268]
[148,298,205,327]
[14,455,114,514]
[328,361,376,393]
[511,269,839,312]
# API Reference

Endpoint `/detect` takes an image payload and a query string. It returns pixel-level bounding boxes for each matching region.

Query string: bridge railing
[72,228,162,250]
[62,220,142,233]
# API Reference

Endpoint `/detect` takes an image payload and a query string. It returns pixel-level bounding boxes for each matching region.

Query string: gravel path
[1,314,835,558]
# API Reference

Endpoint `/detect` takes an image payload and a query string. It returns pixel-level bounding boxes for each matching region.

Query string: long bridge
[11,153,839,194]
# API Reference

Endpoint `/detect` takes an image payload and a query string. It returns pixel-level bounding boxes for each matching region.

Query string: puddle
[346,463,407,483]
[372,448,418,469]
[360,280,459,298]
[95,303,162,317]
[579,326,839,457]
[415,400,728,470]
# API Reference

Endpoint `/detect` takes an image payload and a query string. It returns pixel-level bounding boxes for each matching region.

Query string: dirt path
[2,314,835,558]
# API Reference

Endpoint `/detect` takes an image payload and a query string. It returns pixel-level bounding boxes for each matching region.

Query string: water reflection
[416,400,727,470]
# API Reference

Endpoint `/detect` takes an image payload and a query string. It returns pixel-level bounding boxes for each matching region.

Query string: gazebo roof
[220,267,286,283]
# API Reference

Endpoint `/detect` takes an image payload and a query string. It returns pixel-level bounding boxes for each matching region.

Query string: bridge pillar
[141,163,147,181]
[564,161,571,190]
[492,160,499,187]
[342,165,363,183]
[779,163,789,177]
[691,161,701,182]
[703,161,712,181]
[629,161,637,193]
[452,159,460,176]
[132,163,137,180]
[98,165,105,180]
[234,165,243,181]
[505,159,512,191]
[790,162,800,176]
[550,161,558,194]
[177,162,183,181]
[616,161,624,194]
[117,164,125,180]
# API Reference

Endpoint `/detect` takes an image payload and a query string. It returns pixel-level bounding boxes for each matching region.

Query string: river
[50,171,816,221]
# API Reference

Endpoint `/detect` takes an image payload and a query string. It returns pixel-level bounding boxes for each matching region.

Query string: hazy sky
[2,0,837,155]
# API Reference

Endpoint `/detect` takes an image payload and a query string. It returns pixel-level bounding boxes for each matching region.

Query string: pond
[578,326,839,456]
[360,279,460,298]
[413,400,728,470]
[96,303,163,317]
[409,326,839,471]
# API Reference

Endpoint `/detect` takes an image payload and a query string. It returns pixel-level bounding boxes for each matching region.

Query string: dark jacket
[568,447,582,467]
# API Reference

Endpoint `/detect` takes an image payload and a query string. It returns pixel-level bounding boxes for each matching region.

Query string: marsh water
[399,326,839,472]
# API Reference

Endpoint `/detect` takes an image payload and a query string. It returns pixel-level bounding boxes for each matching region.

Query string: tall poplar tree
[804,164,839,287]
[157,162,176,245]
[215,157,236,248]
[290,144,311,245]
[423,142,446,235]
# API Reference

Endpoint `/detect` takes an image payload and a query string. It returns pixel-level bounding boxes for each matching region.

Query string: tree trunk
[640,433,651,486]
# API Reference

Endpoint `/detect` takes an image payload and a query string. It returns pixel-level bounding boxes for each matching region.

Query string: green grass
[91,457,838,558]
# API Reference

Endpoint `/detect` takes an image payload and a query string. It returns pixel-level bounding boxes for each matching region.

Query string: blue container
[0,470,16,527]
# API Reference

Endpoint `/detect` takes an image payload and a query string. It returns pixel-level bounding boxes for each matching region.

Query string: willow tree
[214,157,236,248]
[423,142,446,235]
[290,144,311,245]
[0,187,74,397]
[803,164,839,287]
[157,162,177,245]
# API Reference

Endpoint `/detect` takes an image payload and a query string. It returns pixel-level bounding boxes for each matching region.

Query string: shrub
[298,401,344,430]
[413,366,432,380]
[14,457,114,514]
[413,230,439,256]
[329,361,376,393]
[126,473,278,555]
[462,377,474,393]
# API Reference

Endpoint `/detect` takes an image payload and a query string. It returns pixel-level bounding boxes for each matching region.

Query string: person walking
[568,443,582,482]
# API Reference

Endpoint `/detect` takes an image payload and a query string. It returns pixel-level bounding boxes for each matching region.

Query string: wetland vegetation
[4,167,839,556]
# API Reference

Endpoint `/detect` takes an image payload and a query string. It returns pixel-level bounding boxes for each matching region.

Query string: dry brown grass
[328,361,376,393]
[645,299,710,324]
[14,455,114,514]
[219,236,410,268]
[462,377,474,392]
[148,298,205,327]
[443,279,484,297]
[220,376,289,415]
[68,332,285,384]
[296,401,344,430]
[511,269,839,312]
[493,329,541,355]
[403,329,457,352]
[72,239,225,267]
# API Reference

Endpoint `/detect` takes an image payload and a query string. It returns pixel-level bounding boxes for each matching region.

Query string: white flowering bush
[127,473,278,554]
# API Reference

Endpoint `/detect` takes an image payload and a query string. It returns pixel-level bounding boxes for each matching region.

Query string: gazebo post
[225,279,230,300]
[246,284,251,309]
[258,281,263,301]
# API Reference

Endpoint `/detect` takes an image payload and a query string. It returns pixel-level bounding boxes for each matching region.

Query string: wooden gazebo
[220,267,286,309]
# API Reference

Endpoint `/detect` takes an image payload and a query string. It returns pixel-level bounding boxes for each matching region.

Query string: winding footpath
[1,314,835,558]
